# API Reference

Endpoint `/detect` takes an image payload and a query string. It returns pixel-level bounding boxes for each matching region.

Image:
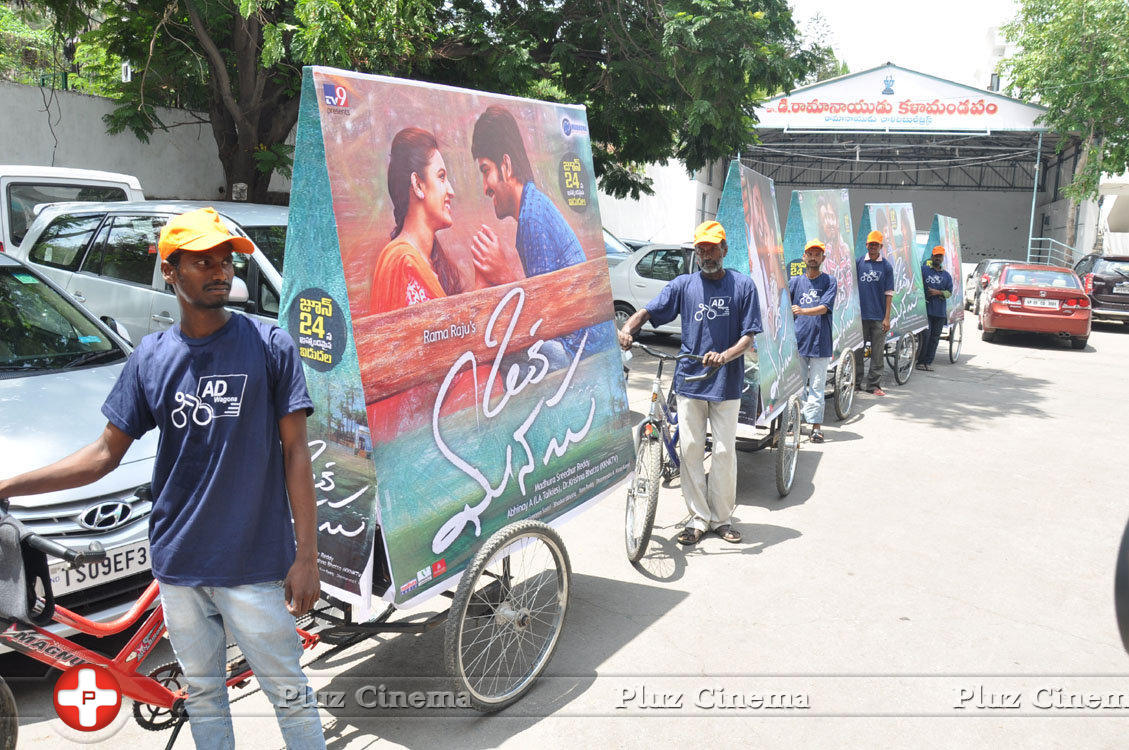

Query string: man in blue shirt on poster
[856,230,895,395]
[789,239,837,443]
[617,221,762,546]
[0,208,326,750]
[917,245,954,371]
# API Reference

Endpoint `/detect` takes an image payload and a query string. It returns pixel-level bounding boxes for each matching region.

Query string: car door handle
[151,313,175,324]
[72,291,86,303]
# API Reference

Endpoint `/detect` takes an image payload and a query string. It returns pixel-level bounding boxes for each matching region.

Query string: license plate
[1115,282,1129,295]
[49,540,151,596]
[1023,297,1060,309]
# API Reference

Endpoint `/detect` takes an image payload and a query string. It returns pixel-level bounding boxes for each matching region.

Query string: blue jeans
[918,315,946,365]
[160,581,326,750]
[799,355,831,425]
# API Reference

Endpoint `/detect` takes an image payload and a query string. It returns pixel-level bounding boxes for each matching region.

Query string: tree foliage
[0,3,54,85]
[27,0,820,201]
[1001,0,1129,209]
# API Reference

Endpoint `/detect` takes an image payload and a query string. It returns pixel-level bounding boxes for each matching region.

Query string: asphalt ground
[7,319,1129,748]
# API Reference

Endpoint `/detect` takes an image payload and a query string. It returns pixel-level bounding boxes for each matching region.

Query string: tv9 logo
[322,83,350,109]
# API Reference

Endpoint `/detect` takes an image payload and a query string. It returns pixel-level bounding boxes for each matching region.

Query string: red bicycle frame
[0,579,320,711]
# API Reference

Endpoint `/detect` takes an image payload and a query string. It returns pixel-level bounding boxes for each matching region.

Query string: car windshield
[1003,268,1081,289]
[1094,258,1129,276]
[243,224,287,273]
[0,267,126,376]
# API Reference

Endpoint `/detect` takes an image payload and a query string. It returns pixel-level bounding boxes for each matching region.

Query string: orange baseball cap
[804,239,826,253]
[693,220,726,246]
[866,230,884,244]
[931,245,946,256]
[158,207,255,260]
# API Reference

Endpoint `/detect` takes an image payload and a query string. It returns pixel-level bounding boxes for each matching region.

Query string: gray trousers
[858,318,887,389]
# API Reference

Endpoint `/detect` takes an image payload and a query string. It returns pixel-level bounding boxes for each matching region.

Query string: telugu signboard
[755,64,1046,132]
[782,189,864,358]
[717,161,803,426]
[280,67,634,610]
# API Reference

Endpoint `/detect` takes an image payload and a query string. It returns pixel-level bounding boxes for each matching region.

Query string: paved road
[8,320,1129,748]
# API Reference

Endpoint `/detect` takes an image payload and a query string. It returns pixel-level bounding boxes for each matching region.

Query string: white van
[0,165,144,253]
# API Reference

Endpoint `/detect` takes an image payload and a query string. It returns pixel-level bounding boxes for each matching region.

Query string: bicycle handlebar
[25,532,107,567]
[629,342,719,382]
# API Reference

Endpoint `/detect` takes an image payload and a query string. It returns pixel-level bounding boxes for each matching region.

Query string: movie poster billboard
[280,67,633,609]
[782,189,864,357]
[716,161,803,427]
[855,203,928,337]
[923,215,965,324]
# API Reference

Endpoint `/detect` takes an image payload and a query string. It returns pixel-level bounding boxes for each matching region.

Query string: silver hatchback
[0,254,158,652]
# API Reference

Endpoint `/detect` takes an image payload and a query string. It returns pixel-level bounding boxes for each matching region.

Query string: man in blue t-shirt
[0,208,325,749]
[856,230,895,395]
[917,245,954,370]
[789,239,837,443]
[617,221,762,546]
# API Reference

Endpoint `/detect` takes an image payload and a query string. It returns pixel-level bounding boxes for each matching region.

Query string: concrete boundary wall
[0,82,226,199]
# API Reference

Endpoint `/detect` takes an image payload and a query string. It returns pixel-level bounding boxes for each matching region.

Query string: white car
[608,243,695,335]
[0,253,158,653]
[12,200,287,344]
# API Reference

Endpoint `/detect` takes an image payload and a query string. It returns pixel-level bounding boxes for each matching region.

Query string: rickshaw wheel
[775,398,800,496]
[948,320,963,363]
[1,675,16,750]
[833,350,855,421]
[626,427,662,562]
[892,333,917,385]
[445,520,571,712]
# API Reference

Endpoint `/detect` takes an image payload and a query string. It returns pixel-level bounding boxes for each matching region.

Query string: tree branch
[185,0,249,131]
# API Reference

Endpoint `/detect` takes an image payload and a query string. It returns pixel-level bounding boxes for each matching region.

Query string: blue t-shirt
[788,272,836,358]
[921,263,953,318]
[101,314,314,587]
[645,270,762,401]
[856,256,895,321]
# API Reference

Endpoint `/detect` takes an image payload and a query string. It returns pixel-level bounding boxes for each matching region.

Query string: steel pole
[1026,132,1043,262]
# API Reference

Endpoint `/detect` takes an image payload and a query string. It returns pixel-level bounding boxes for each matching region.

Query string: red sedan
[979,263,1091,349]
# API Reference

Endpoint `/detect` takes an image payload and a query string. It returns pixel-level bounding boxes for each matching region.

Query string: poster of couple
[855,203,929,338]
[716,161,803,427]
[280,67,633,609]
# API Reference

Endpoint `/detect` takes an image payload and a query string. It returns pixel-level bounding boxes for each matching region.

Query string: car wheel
[1070,336,1088,350]
[613,303,634,331]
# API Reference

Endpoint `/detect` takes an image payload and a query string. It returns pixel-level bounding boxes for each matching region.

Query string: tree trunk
[1065,132,1096,262]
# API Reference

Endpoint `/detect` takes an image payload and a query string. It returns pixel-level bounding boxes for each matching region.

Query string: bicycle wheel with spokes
[833,349,855,421]
[948,320,963,363]
[774,398,800,496]
[893,333,917,385]
[445,520,571,713]
[626,426,662,562]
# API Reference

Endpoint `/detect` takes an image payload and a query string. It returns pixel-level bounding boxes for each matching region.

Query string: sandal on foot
[714,524,742,543]
[811,428,825,443]
[677,527,704,545]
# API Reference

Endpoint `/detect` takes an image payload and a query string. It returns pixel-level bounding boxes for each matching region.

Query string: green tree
[28,0,819,202]
[0,3,54,85]
[1001,0,1129,251]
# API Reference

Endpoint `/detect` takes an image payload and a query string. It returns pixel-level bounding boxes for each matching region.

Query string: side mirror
[228,276,250,304]
[102,316,132,346]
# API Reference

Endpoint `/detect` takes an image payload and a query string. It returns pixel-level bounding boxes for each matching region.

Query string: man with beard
[789,239,836,443]
[916,245,953,371]
[617,221,761,546]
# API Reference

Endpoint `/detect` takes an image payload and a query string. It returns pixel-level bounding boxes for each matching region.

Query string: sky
[788,0,1018,90]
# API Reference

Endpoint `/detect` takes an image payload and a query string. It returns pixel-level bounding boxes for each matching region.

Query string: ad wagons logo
[561,117,589,137]
[323,83,350,110]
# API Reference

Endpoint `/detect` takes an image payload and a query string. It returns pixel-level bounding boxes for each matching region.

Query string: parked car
[609,242,696,335]
[0,165,144,254]
[603,228,633,268]
[979,263,1091,349]
[1072,253,1129,325]
[12,200,285,344]
[0,253,157,653]
[964,258,1012,314]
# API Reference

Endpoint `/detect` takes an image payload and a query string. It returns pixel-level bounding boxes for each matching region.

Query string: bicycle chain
[132,662,184,731]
